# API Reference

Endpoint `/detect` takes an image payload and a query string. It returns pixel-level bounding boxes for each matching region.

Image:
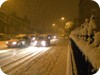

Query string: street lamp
[52,23,56,27]
[52,23,57,34]
[52,17,66,34]
[61,17,65,20]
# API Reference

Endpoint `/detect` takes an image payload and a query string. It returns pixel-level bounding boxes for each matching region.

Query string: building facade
[0,11,31,34]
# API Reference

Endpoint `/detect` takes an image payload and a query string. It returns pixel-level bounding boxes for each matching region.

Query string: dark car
[31,35,50,47]
[29,34,38,42]
[47,34,57,39]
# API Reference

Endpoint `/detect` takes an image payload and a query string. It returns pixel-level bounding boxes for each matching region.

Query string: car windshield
[12,36,22,39]
[38,36,47,40]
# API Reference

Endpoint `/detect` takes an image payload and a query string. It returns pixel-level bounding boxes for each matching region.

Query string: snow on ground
[0,50,10,53]
[11,38,68,75]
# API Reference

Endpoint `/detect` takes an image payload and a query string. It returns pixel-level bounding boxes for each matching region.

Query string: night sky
[1,0,80,31]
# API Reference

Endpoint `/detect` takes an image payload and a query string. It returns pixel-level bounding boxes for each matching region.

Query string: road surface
[0,37,70,75]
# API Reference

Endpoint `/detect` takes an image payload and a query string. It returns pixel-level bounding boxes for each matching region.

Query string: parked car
[32,35,50,47]
[6,35,31,48]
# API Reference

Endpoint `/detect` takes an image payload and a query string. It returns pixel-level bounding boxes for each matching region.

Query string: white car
[6,35,31,48]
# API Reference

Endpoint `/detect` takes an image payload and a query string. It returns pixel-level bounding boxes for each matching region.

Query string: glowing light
[12,42,17,45]
[53,36,56,39]
[0,0,7,7]
[0,68,7,75]
[6,41,8,44]
[61,17,65,20]
[41,41,46,46]
[52,23,56,26]
[93,0,100,7]
[32,41,38,46]
[32,37,36,40]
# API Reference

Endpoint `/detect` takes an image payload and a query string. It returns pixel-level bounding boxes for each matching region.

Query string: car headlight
[6,41,9,44]
[12,42,17,45]
[33,41,38,46]
[22,41,26,45]
[32,37,35,40]
[48,37,51,39]
[53,36,56,39]
[41,41,46,46]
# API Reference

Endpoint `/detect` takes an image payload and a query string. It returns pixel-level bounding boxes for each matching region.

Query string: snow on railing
[71,15,99,47]
[70,15,100,70]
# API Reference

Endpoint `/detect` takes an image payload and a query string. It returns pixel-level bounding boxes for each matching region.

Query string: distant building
[79,0,100,31]
[0,11,31,34]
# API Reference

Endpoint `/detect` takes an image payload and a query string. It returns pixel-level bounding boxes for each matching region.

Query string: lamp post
[59,17,66,35]
[52,23,56,27]
[52,17,66,35]
[52,23,56,34]
[60,17,66,28]
[61,17,65,20]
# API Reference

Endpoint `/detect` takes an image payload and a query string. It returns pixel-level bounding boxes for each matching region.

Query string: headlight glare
[12,42,17,45]
[33,41,38,46]
[41,41,46,46]
[6,41,9,44]
[53,36,56,39]
[32,37,35,40]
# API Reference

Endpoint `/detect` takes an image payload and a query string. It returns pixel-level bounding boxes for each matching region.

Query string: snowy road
[0,38,69,75]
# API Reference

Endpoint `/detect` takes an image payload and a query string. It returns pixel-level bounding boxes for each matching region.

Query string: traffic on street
[0,0,100,75]
[0,35,69,75]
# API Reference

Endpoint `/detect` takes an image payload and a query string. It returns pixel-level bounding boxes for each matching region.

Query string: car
[47,34,57,39]
[6,35,31,48]
[31,35,50,47]
[29,34,38,42]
